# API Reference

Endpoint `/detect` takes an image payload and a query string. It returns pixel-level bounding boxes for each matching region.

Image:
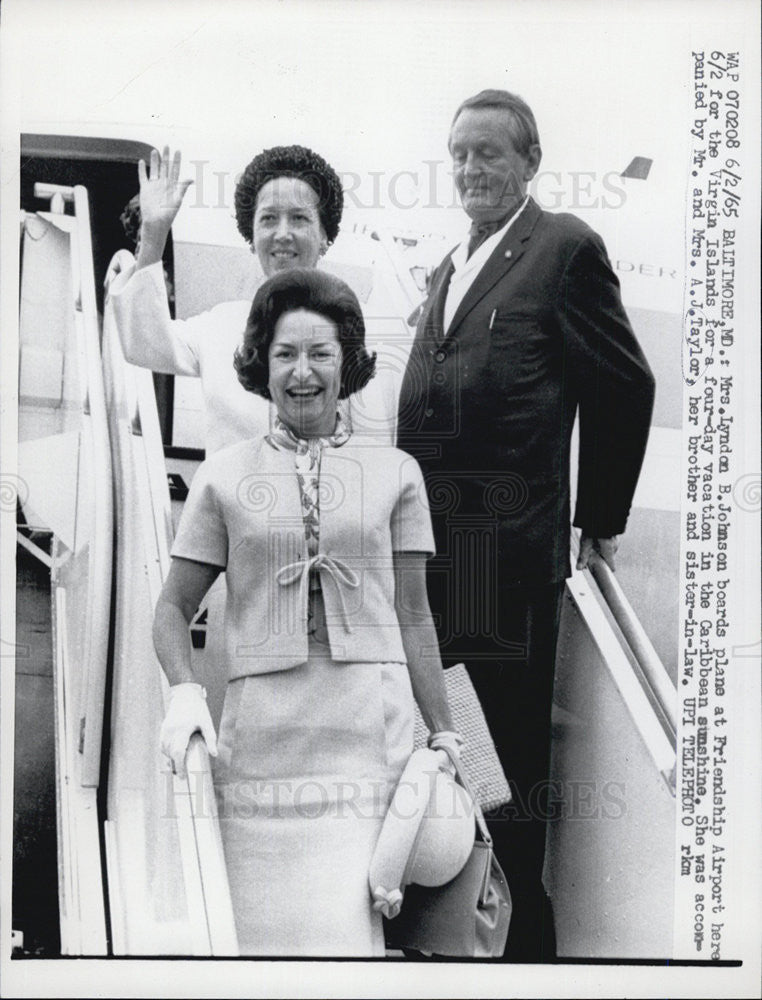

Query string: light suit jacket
[172,436,434,677]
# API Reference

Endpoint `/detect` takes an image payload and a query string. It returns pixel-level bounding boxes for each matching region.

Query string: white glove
[427,730,465,766]
[160,683,218,779]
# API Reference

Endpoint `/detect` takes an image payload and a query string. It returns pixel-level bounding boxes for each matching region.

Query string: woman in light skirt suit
[153,268,461,956]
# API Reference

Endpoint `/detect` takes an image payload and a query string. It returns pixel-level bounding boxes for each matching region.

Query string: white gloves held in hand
[160,683,218,779]
[427,730,465,767]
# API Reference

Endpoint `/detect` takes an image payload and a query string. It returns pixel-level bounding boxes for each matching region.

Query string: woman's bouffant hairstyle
[234,145,344,245]
[234,269,376,400]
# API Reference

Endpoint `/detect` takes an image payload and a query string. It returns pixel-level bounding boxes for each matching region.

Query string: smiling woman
[108,145,347,452]
[253,181,327,273]
[233,267,375,421]
[152,267,458,955]
[267,310,343,437]
[235,146,343,272]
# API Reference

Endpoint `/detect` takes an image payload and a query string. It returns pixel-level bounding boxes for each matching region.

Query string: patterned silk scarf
[266,413,351,636]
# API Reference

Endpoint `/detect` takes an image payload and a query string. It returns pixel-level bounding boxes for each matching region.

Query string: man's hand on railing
[577,533,619,572]
[160,682,218,780]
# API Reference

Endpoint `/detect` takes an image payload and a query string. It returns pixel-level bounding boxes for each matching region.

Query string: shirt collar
[451,195,530,274]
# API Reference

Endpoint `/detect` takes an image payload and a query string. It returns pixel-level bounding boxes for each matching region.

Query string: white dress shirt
[443,195,529,335]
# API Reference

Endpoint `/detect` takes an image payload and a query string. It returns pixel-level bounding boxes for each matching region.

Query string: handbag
[385,749,512,958]
[413,663,511,813]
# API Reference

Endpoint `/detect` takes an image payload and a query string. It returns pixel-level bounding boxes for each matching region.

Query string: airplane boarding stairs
[17,186,112,955]
[15,184,238,957]
[15,182,677,958]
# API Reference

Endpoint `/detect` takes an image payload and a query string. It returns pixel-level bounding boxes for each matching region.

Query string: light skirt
[213,637,414,956]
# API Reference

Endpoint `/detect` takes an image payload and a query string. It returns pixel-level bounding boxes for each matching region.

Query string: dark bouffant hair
[234,145,344,245]
[234,268,376,400]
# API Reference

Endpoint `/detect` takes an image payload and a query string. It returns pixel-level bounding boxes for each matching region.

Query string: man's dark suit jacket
[396,197,655,597]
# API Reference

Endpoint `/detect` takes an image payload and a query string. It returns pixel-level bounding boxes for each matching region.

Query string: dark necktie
[466,199,528,259]
[466,217,509,259]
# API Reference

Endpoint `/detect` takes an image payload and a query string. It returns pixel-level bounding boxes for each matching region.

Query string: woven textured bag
[413,663,511,812]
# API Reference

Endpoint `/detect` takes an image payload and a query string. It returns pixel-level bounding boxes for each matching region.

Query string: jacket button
[434,350,446,363]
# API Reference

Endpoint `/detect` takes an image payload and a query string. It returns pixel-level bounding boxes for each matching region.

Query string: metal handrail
[571,530,678,740]
[101,288,238,954]
[33,182,115,787]
[23,184,112,952]
[564,561,676,791]
[587,555,678,737]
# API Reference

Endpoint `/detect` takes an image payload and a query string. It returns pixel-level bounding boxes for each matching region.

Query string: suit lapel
[444,198,542,340]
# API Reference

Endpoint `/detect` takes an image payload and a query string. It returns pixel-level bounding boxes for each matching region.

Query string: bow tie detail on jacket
[276,553,360,633]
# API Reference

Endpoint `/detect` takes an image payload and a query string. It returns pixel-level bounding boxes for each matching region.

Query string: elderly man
[396,89,655,961]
